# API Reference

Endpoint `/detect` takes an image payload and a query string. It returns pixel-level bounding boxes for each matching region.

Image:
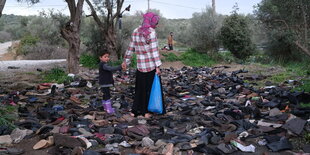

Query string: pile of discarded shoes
[0,66,309,154]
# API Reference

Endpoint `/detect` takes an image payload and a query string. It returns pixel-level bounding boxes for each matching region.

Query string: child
[99,51,122,114]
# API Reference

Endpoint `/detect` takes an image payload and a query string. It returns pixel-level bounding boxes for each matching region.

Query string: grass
[293,79,310,92]
[41,67,73,84]
[162,53,180,62]
[300,103,310,108]
[0,105,17,129]
[305,132,310,144]
[269,72,293,83]
[80,53,99,69]
[179,49,216,67]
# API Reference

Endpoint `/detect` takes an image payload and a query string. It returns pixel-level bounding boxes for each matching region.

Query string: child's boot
[102,99,115,114]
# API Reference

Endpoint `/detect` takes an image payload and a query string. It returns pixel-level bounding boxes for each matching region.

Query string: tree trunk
[212,0,215,16]
[61,0,84,74]
[301,4,308,49]
[0,0,6,17]
[295,41,310,57]
[106,26,118,60]
[61,28,81,74]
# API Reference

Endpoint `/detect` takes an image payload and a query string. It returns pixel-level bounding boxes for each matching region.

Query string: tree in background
[220,5,255,59]
[186,7,223,54]
[85,0,130,60]
[255,0,310,61]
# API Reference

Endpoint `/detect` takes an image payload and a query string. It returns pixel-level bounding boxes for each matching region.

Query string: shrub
[0,31,12,42]
[220,13,255,59]
[80,53,99,69]
[20,35,39,46]
[23,43,67,60]
[16,35,39,55]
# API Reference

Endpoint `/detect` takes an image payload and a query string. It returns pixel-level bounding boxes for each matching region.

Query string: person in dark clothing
[99,51,122,114]
[167,32,174,51]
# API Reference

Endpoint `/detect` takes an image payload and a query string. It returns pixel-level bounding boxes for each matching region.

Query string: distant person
[98,51,122,114]
[122,12,165,118]
[167,32,174,51]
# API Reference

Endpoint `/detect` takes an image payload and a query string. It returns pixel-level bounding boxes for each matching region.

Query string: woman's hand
[156,67,161,75]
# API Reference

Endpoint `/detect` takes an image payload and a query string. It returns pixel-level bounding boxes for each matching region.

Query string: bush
[23,43,67,60]
[0,31,12,42]
[265,30,299,62]
[180,49,216,67]
[20,35,39,46]
[220,13,255,59]
[80,53,99,69]
[16,35,39,55]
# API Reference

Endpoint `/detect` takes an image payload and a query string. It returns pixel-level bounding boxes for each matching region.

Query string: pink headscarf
[138,12,160,42]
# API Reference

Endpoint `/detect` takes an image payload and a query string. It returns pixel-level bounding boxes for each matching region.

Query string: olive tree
[255,0,310,60]
[186,7,224,53]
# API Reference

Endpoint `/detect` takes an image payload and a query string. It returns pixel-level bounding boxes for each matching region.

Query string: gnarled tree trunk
[60,0,84,74]
[0,0,6,17]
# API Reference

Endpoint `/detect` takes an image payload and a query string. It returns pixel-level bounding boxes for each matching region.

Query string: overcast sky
[4,0,262,19]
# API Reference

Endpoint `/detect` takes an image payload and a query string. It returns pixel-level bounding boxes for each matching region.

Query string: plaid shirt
[124,27,162,72]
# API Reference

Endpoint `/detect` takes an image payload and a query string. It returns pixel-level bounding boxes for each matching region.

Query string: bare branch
[106,0,112,24]
[85,0,104,27]
[74,0,84,30]
[295,41,310,57]
[66,0,77,21]
[274,19,289,29]
[112,0,124,20]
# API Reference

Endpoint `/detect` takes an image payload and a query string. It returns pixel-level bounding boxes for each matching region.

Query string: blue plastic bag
[148,74,163,114]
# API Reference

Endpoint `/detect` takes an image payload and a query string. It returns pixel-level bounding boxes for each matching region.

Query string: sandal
[33,136,54,150]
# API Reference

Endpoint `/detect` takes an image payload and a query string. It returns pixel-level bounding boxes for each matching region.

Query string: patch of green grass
[305,132,310,144]
[294,79,310,93]
[268,72,292,83]
[179,49,216,67]
[0,105,17,129]
[42,67,73,84]
[162,53,180,62]
[285,61,310,76]
[80,53,99,69]
[300,103,310,108]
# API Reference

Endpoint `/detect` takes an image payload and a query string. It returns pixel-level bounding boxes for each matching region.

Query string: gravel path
[0,41,11,55]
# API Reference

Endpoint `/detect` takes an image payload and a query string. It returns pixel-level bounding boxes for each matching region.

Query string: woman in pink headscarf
[122,12,165,118]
